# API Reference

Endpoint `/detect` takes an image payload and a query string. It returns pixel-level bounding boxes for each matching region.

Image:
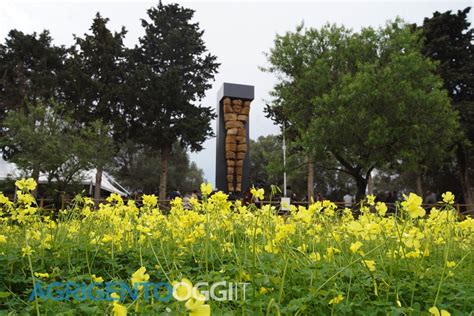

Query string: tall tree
[63,13,128,203]
[0,30,65,156]
[419,7,474,209]
[263,24,354,200]
[129,2,219,200]
[265,21,459,200]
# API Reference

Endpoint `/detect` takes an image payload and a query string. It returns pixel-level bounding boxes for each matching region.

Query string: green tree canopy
[62,13,128,202]
[0,100,89,193]
[128,2,219,200]
[111,141,204,195]
[265,21,459,200]
[0,30,65,154]
[419,7,474,208]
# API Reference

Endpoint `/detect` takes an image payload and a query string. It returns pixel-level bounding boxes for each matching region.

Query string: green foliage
[418,7,474,206]
[111,141,204,195]
[0,187,473,314]
[250,135,357,200]
[79,120,115,172]
[63,13,128,132]
[1,101,87,183]
[128,3,219,151]
[264,21,459,199]
[0,30,65,147]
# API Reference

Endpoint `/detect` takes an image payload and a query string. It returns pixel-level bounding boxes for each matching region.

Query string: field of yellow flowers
[0,179,473,315]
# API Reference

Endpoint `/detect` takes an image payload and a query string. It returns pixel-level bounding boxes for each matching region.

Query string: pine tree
[129,2,219,200]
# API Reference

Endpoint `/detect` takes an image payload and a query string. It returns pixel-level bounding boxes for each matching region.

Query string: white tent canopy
[0,158,129,196]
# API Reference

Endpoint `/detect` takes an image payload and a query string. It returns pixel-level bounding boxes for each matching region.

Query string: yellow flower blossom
[92,274,104,282]
[112,303,127,316]
[184,293,210,316]
[350,241,363,253]
[309,252,321,262]
[34,272,49,278]
[106,193,124,205]
[15,178,37,191]
[200,183,213,196]
[173,278,194,301]
[0,235,6,243]
[366,195,376,206]
[441,192,455,204]
[401,193,425,218]
[329,294,344,305]
[362,260,376,272]
[375,202,387,216]
[21,245,34,257]
[131,267,150,288]
[259,287,269,294]
[110,293,127,316]
[250,186,264,201]
[429,306,450,316]
[446,261,456,268]
[142,194,158,207]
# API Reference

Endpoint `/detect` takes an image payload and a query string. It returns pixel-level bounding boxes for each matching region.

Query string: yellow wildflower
[366,195,376,206]
[184,292,210,316]
[15,178,37,191]
[259,287,269,294]
[0,235,6,243]
[142,194,157,207]
[375,202,387,216]
[309,252,321,262]
[34,272,49,278]
[429,306,450,316]
[17,192,35,206]
[106,193,124,205]
[92,274,104,283]
[297,244,308,252]
[112,303,127,316]
[131,267,150,288]
[350,241,363,253]
[21,246,34,257]
[250,186,264,201]
[401,193,425,218]
[329,293,344,305]
[111,293,127,316]
[200,183,213,196]
[362,260,376,272]
[173,278,194,301]
[441,192,455,204]
[446,261,456,268]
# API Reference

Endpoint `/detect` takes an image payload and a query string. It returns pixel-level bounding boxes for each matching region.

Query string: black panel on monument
[216,83,254,194]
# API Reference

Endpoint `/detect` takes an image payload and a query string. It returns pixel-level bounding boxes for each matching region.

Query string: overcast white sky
[1,1,471,185]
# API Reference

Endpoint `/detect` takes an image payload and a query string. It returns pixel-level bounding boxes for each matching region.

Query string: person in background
[424,190,437,205]
[343,192,353,208]
[316,192,324,202]
[182,193,192,210]
[168,189,181,200]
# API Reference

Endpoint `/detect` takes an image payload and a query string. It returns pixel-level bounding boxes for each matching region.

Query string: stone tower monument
[216,83,254,194]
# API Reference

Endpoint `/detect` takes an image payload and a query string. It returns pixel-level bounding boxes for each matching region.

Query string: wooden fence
[33,197,474,216]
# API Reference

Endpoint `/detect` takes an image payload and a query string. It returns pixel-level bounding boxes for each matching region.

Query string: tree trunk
[31,166,40,198]
[415,174,423,196]
[159,145,171,202]
[355,176,368,202]
[94,165,103,207]
[307,158,314,202]
[457,145,473,215]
